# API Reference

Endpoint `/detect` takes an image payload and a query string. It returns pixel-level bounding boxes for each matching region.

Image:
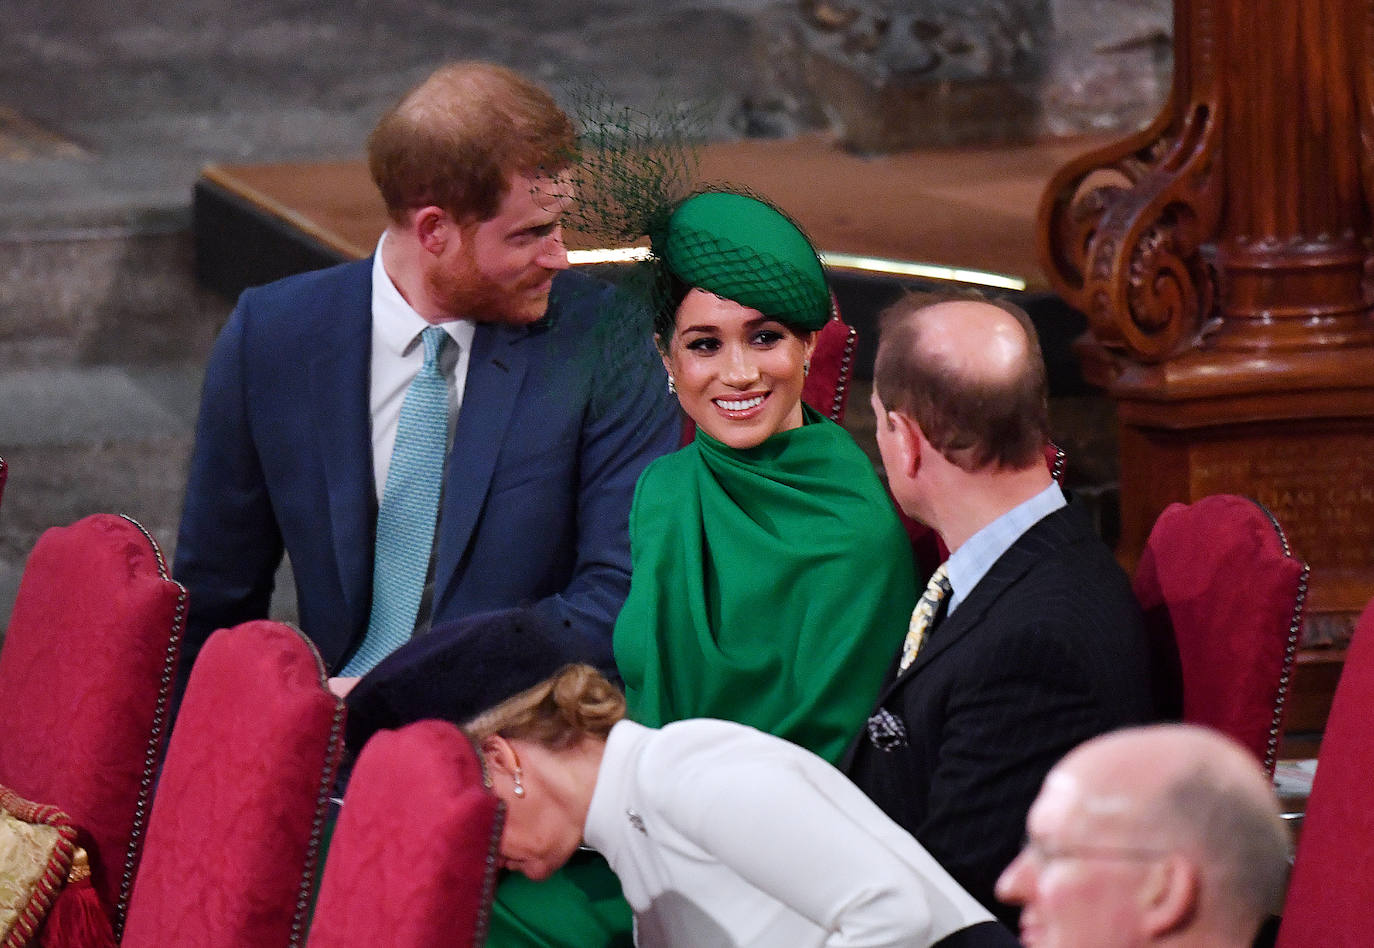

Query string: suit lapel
[881,570,1005,697]
[878,504,1082,700]
[308,270,375,632]
[432,322,533,607]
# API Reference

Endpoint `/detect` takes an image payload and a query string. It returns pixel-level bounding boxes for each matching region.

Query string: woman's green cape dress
[483,406,918,946]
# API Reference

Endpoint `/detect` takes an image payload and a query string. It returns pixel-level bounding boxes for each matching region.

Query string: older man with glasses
[996,724,1290,948]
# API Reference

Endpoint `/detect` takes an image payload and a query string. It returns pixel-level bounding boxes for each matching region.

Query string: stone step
[0,222,234,629]
[0,225,227,367]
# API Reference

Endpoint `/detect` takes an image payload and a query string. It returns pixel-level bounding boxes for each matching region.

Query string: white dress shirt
[584,719,994,947]
[369,232,476,502]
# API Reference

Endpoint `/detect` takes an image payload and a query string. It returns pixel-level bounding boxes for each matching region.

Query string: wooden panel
[1040,0,1374,737]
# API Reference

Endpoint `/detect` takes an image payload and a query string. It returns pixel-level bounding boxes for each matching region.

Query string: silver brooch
[627,809,646,835]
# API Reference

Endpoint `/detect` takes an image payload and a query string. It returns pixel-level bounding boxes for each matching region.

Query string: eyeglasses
[1018,834,1171,866]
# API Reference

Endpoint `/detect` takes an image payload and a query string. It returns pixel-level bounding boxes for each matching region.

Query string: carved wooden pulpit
[1039,0,1374,730]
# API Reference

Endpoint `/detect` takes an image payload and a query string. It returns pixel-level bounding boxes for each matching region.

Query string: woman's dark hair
[651,267,693,344]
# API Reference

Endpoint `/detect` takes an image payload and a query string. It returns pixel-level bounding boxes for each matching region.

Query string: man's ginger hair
[367,61,576,225]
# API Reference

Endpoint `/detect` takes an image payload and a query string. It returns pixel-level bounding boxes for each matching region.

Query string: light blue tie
[342,325,450,675]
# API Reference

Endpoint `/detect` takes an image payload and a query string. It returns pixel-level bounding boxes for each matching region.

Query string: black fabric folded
[342,606,580,757]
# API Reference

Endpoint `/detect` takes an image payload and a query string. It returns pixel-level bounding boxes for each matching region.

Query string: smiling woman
[613,189,919,766]
[662,289,815,449]
[651,192,828,450]
[410,186,927,948]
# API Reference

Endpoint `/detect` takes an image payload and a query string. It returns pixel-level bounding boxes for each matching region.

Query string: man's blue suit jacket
[173,259,680,683]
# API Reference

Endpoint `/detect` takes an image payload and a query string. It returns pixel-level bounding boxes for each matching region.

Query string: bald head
[367,61,575,225]
[1053,725,1280,824]
[998,725,1289,948]
[873,293,1049,471]
[909,299,1033,385]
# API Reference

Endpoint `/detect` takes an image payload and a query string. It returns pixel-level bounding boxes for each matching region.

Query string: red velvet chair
[0,513,186,939]
[1276,596,1374,946]
[122,620,344,948]
[307,719,504,948]
[1133,495,1308,776]
[801,307,859,424]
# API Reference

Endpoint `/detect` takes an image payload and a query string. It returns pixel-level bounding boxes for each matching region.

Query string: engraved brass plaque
[1191,434,1374,571]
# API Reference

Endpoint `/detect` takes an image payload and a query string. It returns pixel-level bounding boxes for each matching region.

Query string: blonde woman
[462,661,1015,948]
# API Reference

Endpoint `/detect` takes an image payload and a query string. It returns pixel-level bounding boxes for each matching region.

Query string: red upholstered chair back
[1132,495,1307,776]
[801,305,858,424]
[1276,597,1374,947]
[677,308,858,446]
[307,720,504,948]
[0,513,186,937]
[122,620,344,948]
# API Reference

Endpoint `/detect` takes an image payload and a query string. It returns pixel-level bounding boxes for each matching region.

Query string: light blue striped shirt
[944,482,1066,615]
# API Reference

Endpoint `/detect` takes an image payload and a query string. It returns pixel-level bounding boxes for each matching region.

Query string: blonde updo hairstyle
[464,664,626,750]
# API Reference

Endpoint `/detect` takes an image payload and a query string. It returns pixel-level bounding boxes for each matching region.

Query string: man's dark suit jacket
[845,500,1152,928]
[173,260,680,686]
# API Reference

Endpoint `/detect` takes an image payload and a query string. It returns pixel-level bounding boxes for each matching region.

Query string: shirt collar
[944,481,1066,614]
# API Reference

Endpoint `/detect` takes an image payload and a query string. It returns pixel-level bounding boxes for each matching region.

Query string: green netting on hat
[654,191,829,331]
[555,86,829,334]
[542,86,833,418]
[559,85,707,246]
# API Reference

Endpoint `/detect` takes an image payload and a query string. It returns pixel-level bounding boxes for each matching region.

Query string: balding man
[996,724,1290,948]
[844,292,1153,927]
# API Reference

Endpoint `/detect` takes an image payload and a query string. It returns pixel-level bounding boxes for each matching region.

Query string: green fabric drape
[485,851,633,948]
[616,404,918,764]
[483,406,917,947]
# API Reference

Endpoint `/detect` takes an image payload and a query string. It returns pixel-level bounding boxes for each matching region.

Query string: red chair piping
[114,514,187,940]
[288,623,347,948]
[1242,498,1308,776]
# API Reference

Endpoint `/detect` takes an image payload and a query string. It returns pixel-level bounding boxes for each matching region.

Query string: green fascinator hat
[653,191,830,332]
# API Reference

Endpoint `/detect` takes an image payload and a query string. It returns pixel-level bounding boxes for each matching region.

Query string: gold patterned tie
[899,563,952,672]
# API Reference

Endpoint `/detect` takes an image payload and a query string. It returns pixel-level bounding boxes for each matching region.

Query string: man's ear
[1139,854,1200,938]
[412,205,454,255]
[889,409,925,480]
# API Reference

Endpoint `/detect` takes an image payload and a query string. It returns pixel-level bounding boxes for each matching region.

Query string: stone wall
[737,0,1173,150]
